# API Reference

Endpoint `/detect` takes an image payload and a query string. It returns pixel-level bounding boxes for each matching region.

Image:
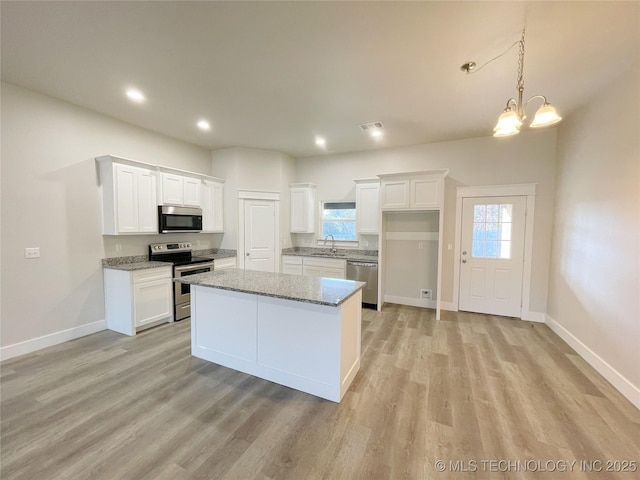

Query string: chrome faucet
[323,234,336,253]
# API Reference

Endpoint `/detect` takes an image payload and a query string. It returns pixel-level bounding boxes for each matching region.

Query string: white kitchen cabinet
[104,266,173,336]
[282,255,303,275]
[302,257,346,279]
[201,178,225,233]
[183,177,201,207]
[355,180,380,234]
[97,155,159,235]
[290,183,316,233]
[379,170,448,211]
[380,179,410,210]
[214,257,237,270]
[161,172,201,207]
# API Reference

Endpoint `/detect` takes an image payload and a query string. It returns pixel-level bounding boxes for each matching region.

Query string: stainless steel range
[149,242,214,321]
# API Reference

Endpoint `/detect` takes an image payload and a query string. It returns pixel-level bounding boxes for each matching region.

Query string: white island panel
[192,288,257,364]
[190,284,362,402]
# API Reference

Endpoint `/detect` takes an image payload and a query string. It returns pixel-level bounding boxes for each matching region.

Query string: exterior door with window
[458,196,526,317]
[244,200,276,272]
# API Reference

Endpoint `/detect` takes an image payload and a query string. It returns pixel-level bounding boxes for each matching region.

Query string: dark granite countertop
[175,269,365,307]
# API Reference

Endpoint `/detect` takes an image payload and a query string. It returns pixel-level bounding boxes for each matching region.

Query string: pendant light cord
[464,32,524,76]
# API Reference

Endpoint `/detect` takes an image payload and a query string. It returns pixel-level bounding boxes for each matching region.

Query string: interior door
[459,196,526,317]
[244,200,276,272]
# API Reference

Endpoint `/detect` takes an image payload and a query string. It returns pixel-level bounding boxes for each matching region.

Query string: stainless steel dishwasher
[346,260,378,309]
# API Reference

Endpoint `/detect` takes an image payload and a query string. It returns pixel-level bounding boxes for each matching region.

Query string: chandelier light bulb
[530,103,562,128]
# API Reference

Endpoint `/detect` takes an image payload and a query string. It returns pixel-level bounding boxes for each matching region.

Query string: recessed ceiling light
[197,119,211,131]
[125,88,145,103]
[315,137,326,146]
[370,129,383,138]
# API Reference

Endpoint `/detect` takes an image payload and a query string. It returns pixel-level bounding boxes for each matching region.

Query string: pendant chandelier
[492,29,562,137]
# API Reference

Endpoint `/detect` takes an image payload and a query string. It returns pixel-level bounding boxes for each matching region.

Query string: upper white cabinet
[97,155,159,235]
[160,170,201,207]
[379,170,448,211]
[355,179,380,234]
[201,178,225,233]
[290,183,316,233]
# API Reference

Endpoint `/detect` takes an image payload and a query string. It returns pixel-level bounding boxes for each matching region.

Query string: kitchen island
[176,269,365,402]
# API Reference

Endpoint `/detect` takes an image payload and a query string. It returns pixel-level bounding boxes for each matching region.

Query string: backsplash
[102,233,223,258]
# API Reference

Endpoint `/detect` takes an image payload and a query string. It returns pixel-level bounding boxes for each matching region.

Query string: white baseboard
[439,301,457,312]
[384,295,436,309]
[521,310,546,323]
[545,314,640,409]
[0,320,107,362]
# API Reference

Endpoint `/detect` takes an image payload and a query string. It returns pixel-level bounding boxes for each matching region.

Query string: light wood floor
[1,306,638,480]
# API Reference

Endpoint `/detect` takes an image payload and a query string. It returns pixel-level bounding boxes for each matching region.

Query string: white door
[459,196,526,317]
[244,200,276,272]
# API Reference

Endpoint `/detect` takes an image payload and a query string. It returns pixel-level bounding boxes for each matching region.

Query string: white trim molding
[453,183,537,319]
[384,295,436,310]
[0,320,107,361]
[456,183,537,198]
[545,315,640,409]
[439,301,457,312]
[238,190,280,201]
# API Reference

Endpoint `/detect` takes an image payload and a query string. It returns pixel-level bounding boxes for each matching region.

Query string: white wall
[547,65,640,405]
[384,211,439,306]
[296,130,557,313]
[0,82,212,352]
[211,147,295,253]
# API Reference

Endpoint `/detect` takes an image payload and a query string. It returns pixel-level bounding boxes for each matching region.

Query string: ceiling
[2,1,638,158]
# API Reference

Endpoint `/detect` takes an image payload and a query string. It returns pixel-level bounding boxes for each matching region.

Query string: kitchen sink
[309,252,346,257]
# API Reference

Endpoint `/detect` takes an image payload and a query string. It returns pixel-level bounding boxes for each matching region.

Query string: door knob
[462,259,467,263]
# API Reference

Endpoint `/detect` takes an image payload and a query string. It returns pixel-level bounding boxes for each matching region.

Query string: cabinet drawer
[132,267,172,284]
[302,257,346,269]
[282,255,303,265]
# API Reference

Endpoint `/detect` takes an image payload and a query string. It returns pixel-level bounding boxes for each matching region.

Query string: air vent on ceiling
[359,122,384,132]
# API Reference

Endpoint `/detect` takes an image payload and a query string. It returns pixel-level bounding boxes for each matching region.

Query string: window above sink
[321,201,356,241]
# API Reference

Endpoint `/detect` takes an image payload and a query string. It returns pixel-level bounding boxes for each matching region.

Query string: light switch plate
[25,247,40,259]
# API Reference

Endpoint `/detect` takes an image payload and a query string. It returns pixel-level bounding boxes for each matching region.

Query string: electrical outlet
[418,242,424,250]
[25,247,40,259]
[115,243,122,252]
[420,289,432,299]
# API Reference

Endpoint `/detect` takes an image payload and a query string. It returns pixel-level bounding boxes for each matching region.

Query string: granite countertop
[197,250,237,260]
[176,269,365,307]
[281,247,378,263]
[102,261,171,271]
[102,249,237,271]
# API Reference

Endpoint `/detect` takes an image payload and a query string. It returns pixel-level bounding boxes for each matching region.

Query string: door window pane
[471,203,513,259]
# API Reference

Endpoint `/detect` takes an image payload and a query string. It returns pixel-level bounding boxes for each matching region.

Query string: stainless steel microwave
[158,205,203,233]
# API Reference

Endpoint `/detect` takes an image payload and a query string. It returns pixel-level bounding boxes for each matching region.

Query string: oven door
[174,262,214,320]
[159,206,203,233]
